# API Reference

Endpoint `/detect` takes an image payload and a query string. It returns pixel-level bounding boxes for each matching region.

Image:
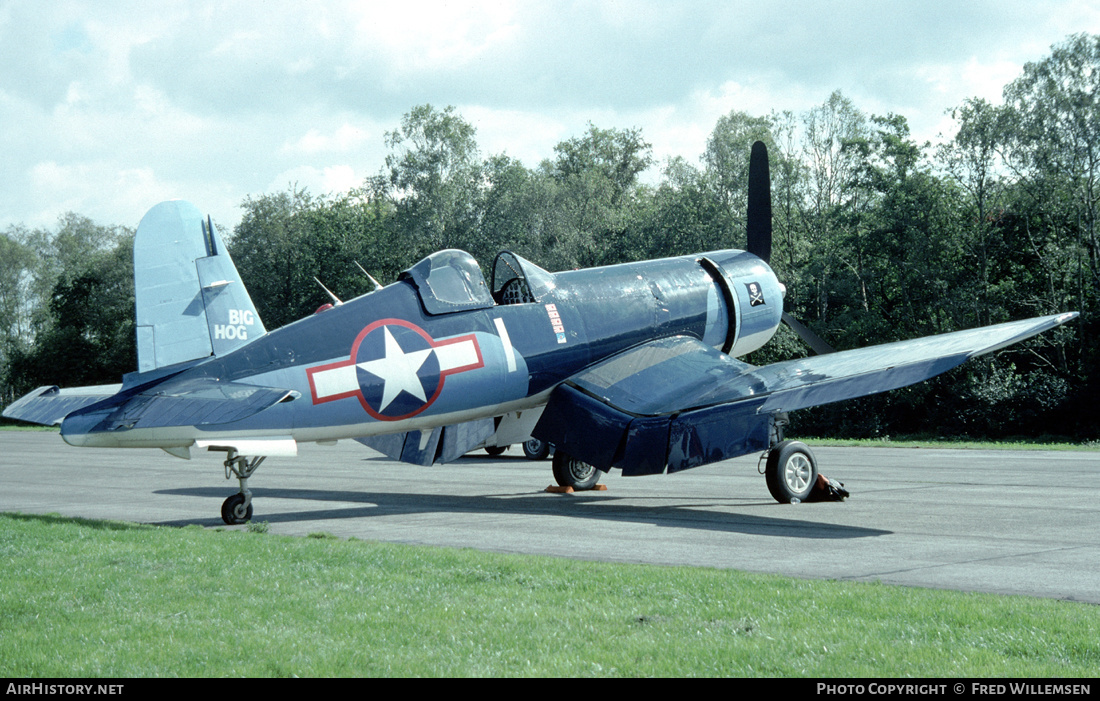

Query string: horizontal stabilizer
[533,313,1078,475]
[2,384,122,426]
[59,377,297,439]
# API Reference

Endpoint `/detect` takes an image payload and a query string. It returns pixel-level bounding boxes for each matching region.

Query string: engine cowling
[700,250,784,358]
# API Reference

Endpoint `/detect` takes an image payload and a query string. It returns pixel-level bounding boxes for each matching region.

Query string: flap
[356,417,496,466]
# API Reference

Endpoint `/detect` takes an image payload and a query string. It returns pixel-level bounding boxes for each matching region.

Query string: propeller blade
[746,142,826,355]
[746,140,772,263]
[782,312,835,356]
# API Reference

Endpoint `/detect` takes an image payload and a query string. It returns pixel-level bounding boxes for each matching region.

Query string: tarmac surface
[3,430,1098,603]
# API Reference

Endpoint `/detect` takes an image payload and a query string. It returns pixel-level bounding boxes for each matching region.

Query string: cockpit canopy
[400,249,558,315]
[491,251,556,304]
[400,250,494,315]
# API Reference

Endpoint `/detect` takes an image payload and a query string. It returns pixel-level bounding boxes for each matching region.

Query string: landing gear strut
[212,447,266,525]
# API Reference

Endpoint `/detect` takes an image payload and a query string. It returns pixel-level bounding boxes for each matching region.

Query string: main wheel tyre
[522,438,551,461]
[552,451,601,490]
[765,440,818,504]
[221,493,253,525]
[484,445,508,457]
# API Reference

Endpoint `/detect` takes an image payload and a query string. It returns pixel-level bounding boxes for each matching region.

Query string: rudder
[134,200,266,372]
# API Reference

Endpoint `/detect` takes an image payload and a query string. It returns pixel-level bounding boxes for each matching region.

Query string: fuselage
[61,248,783,450]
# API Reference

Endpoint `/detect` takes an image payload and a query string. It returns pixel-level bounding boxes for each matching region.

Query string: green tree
[18,213,131,338]
[385,104,483,258]
[5,232,135,394]
[303,187,404,301]
[0,229,37,403]
[795,91,871,340]
[229,187,322,329]
[999,33,1099,347]
[855,114,962,339]
[541,123,654,268]
[229,186,402,329]
[938,97,1014,327]
[702,110,774,240]
[478,154,556,266]
[3,213,134,397]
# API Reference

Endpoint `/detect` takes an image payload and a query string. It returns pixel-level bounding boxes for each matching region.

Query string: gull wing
[532,313,1077,475]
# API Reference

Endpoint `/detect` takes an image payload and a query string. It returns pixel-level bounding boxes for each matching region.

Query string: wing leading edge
[532,312,1078,476]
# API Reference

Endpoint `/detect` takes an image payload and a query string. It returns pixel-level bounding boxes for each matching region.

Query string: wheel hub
[783,454,812,492]
[569,459,595,482]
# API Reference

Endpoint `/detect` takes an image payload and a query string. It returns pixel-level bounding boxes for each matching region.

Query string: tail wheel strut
[209,447,266,525]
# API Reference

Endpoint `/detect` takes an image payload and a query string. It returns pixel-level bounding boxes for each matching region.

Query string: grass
[1,512,1097,677]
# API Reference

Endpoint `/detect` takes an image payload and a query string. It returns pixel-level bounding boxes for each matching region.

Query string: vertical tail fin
[134,200,266,372]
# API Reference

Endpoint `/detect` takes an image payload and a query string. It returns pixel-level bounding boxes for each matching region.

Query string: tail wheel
[552,451,601,490]
[765,440,818,503]
[221,493,253,525]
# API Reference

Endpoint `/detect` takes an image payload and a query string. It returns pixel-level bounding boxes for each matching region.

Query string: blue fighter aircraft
[3,143,1077,524]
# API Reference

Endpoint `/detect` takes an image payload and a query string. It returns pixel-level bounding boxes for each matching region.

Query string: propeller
[746,141,772,263]
[781,311,836,356]
[746,141,834,355]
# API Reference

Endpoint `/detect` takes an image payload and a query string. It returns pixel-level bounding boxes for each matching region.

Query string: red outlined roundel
[306,319,483,421]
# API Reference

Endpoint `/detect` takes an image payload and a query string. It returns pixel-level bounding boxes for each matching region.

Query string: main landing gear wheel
[522,438,551,461]
[765,440,818,504]
[485,445,508,457]
[552,451,601,490]
[221,493,253,525]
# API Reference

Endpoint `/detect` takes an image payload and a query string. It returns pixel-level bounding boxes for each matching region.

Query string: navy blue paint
[534,384,632,470]
[666,400,771,472]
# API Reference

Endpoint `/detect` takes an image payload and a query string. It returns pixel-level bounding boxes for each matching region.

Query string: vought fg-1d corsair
[4,143,1077,524]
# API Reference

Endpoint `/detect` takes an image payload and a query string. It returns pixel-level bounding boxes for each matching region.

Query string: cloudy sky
[3,0,1099,234]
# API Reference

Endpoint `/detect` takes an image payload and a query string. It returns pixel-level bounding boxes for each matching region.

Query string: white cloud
[320,164,362,194]
[3,0,1100,233]
[459,105,567,165]
[347,0,521,74]
[264,164,363,200]
[284,123,373,156]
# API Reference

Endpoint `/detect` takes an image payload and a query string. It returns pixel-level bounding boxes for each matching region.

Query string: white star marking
[356,327,434,411]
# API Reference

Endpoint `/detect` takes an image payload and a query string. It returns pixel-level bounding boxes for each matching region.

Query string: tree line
[3,34,1097,441]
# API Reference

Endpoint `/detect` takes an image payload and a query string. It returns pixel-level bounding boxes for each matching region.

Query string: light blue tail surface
[134,200,266,372]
